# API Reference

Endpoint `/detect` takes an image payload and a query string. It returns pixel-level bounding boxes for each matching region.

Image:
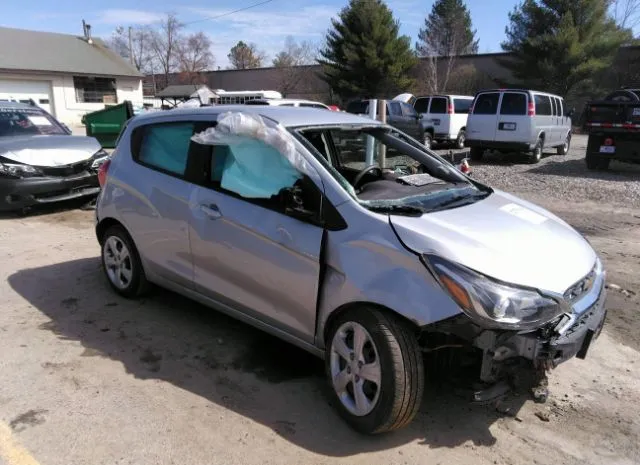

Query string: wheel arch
[96,217,128,245]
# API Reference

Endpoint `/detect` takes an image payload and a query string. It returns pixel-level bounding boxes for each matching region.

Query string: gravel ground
[453,134,640,205]
[0,133,638,465]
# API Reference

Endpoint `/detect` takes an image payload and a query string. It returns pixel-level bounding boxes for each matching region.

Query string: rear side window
[500,92,527,115]
[554,98,563,116]
[135,122,195,176]
[430,97,447,114]
[414,97,430,114]
[453,98,473,114]
[534,95,552,116]
[473,93,500,115]
[558,98,565,116]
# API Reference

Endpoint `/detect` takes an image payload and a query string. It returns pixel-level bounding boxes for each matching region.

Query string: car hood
[0,135,102,167]
[390,189,597,295]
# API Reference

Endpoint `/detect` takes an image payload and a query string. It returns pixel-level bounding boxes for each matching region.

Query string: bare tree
[176,32,214,83]
[108,26,154,74]
[150,13,185,88]
[227,41,266,69]
[612,0,640,29]
[272,36,318,96]
[416,0,478,93]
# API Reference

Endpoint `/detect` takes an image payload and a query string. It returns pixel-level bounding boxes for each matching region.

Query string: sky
[1,0,526,68]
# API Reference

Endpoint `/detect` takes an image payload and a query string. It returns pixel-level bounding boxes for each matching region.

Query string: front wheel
[423,132,433,150]
[325,307,424,434]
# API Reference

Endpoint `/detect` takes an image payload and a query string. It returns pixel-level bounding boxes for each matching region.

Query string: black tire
[557,134,571,155]
[470,147,484,161]
[325,307,424,434]
[529,137,543,163]
[455,130,466,150]
[100,225,149,298]
[598,158,611,170]
[423,132,433,150]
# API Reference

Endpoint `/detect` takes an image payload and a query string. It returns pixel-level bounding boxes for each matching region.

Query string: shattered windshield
[0,107,67,137]
[297,125,491,215]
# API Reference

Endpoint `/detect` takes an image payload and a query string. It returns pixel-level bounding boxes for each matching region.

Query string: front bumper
[0,172,100,211]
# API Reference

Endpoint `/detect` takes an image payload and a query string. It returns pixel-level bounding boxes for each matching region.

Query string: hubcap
[458,134,465,148]
[103,236,133,290]
[330,322,381,417]
[424,137,431,149]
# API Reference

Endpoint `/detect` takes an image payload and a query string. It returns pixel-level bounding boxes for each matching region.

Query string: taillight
[604,137,614,146]
[448,103,454,114]
[98,158,111,187]
[528,101,536,116]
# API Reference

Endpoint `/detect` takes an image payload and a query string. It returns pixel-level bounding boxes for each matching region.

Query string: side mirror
[282,185,320,224]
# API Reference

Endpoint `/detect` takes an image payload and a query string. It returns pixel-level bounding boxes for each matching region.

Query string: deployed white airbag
[191,112,312,198]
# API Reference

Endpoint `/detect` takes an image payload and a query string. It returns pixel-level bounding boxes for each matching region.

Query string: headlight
[0,161,43,178]
[424,254,563,331]
[90,149,110,169]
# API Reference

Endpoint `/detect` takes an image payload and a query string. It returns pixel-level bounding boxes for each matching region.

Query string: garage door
[0,79,53,114]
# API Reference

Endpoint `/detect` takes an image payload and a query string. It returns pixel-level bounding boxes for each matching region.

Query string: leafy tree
[318,0,417,100]
[500,0,631,98]
[416,0,479,93]
[227,41,265,69]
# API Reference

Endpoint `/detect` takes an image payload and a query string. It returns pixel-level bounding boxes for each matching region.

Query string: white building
[0,25,143,127]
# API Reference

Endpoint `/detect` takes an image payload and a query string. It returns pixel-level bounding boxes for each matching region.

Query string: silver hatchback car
[95,106,607,434]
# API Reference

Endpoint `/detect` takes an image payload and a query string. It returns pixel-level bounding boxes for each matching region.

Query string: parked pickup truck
[581,88,640,170]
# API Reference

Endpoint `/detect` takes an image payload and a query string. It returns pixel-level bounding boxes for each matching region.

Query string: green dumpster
[81,101,134,148]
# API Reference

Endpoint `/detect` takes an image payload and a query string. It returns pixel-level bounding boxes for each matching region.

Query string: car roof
[130,105,383,128]
[415,95,473,99]
[474,89,563,98]
[0,101,44,110]
[251,98,327,105]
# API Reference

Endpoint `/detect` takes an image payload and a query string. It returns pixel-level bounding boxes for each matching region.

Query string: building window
[73,76,117,103]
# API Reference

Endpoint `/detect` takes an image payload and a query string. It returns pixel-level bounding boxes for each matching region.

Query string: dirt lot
[0,135,638,465]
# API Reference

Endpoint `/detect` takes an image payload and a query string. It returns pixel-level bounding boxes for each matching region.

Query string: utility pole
[128,26,134,66]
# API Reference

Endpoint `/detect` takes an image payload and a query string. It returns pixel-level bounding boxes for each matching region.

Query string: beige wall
[0,72,143,126]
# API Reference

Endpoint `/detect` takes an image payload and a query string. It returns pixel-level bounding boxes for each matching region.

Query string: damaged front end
[421,256,608,404]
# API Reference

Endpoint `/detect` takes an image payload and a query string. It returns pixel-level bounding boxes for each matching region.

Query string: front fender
[315,202,462,349]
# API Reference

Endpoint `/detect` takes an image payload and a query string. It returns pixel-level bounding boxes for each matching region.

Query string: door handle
[200,203,222,219]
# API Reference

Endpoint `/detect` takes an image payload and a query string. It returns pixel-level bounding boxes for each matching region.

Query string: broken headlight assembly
[0,160,43,178]
[90,149,110,169]
[424,254,563,331]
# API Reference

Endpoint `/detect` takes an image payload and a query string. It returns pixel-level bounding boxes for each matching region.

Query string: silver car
[95,106,607,434]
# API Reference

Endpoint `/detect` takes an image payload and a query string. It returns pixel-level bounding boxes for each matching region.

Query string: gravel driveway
[0,134,638,465]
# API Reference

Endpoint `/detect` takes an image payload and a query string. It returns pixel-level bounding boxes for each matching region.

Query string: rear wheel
[455,130,466,150]
[557,134,571,155]
[325,307,424,434]
[470,147,484,161]
[529,137,543,163]
[101,225,149,298]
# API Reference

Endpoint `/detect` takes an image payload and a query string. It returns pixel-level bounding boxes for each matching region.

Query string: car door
[400,102,422,139]
[495,91,529,144]
[386,101,405,132]
[467,92,500,142]
[533,94,553,145]
[117,120,201,290]
[413,97,430,118]
[426,97,448,137]
[188,135,325,343]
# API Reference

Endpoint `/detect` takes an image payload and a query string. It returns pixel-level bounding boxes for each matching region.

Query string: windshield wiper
[430,191,491,212]
[366,204,425,216]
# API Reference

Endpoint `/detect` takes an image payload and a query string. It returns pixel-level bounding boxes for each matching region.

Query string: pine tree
[500,0,631,98]
[318,0,417,100]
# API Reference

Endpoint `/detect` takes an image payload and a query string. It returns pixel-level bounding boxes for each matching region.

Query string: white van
[412,95,474,149]
[465,89,573,163]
